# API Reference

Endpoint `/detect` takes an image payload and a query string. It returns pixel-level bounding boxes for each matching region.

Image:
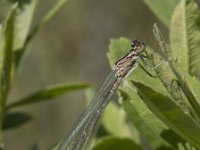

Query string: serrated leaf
[170,0,200,76]
[93,136,144,150]
[142,0,180,26]
[107,37,131,66]
[6,83,91,110]
[132,81,200,149]
[3,111,32,130]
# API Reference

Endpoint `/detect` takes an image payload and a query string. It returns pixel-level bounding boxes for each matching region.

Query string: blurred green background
[3,0,170,149]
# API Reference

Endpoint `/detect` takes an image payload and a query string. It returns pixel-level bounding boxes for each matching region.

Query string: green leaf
[0,0,37,50]
[23,0,69,48]
[153,23,200,121]
[35,0,69,30]
[132,81,200,149]
[160,129,186,150]
[160,130,196,150]
[13,0,37,50]
[0,1,14,22]
[6,83,91,110]
[15,0,69,66]
[3,111,32,130]
[0,25,4,81]
[1,4,17,105]
[184,75,200,104]
[178,142,197,150]
[120,90,170,149]
[107,37,131,66]
[150,38,195,116]
[102,102,133,138]
[93,136,144,150]
[142,0,180,26]
[170,0,200,76]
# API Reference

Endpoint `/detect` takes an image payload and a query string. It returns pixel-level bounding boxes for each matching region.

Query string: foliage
[0,0,91,148]
[142,0,180,26]
[90,0,200,150]
[1,0,200,149]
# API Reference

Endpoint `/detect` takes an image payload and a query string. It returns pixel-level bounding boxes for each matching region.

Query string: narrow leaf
[0,25,4,81]
[142,0,180,26]
[23,0,69,49]
[184,75,200,104]
[3,112,32,130]
[170,0,200,76]
[0,0,37,51]
[153,23,200,121]
[151,41,195,116]
[6,83,91,110]
[15,0,69,66]
[14,0,37,50]
[132,81,200,149]
[1,4,17,105]
[36,0,69,29]
[160,129,187,150]
[161,129,195,150]
[93,136,144,150]
[120,90,170,149]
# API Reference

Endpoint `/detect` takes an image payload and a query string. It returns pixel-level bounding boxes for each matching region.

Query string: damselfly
[58,40,154,150]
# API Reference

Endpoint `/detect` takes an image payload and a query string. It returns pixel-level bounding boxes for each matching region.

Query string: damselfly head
[131,40,145,53]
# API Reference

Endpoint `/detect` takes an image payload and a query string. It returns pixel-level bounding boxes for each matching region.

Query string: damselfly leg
[137,47,165,77]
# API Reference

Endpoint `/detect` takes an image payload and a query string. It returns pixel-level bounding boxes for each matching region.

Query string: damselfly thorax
[114,40,145,78]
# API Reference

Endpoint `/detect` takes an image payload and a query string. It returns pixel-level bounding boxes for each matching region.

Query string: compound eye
[131,40,145,52]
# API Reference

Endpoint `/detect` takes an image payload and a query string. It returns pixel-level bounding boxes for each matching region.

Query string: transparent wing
[58,70,118,150]
[57,39,145,150]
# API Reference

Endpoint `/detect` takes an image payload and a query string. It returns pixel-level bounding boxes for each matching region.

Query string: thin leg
[139,50,165,70]
[140,50,152,58]
[138,55,156,71]
[138,63,157,78]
